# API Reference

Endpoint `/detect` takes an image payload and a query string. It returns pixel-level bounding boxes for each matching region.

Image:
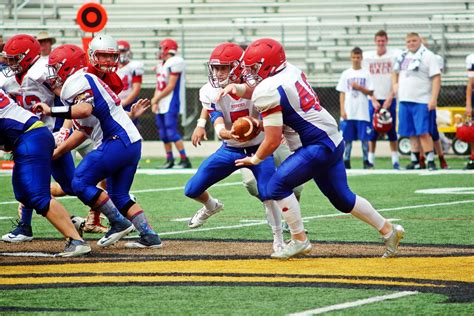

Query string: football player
[185,42,286,254]
[151,38,191,169]
[219,38,405,259]
[0,88,91,257]
[117,40,144,119]
[34,44,162,249]
[0,34,77,243]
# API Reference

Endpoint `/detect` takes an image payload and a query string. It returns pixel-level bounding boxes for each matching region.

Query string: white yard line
[287,291,419,315]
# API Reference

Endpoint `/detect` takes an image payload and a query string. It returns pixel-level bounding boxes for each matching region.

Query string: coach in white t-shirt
[392,32,441,170]
[363,30,401,169]
[337,47,374,169]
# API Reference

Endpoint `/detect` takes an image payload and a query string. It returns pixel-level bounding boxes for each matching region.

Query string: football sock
[276,194,305,235]
[410,152,420,162]
[264,200,283,244]
[344,141,352,162]
[179,149,187,159]
[20,206,33,226]
[166,151,173,161]
[368,152,375,164]
[350,195,385,231]
[97,197,128,226]
[426,151,435,162]
[361,141,369,162]
[129,210,156,236]
[204,196,218,211]
[391,151,399,164]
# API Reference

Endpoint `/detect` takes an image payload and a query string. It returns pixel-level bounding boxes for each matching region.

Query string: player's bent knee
[118,199,136,216]
[242,180,259,198]
[184,181,202,199]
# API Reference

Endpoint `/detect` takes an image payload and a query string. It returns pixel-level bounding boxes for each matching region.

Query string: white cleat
[97,222,134,247]
[382,224,405,258]
[271,239,312,259]
[56,239,91,257]
[188,201,224,229]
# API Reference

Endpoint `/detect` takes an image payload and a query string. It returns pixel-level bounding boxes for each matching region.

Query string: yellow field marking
[1,256,472,284]
[0,275,443,288]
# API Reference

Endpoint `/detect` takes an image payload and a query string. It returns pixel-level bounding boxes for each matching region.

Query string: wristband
[51,106,72,119]
[215,123,225,139]
[250,155,263,165]
[197,118,207,128]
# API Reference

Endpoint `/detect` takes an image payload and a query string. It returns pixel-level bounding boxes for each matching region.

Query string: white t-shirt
[199,82,263,148]
[466,54,474,78]
[362,49,400,100]
[395,49,441,104]
[336,68,373,121]
[155,55,186,114]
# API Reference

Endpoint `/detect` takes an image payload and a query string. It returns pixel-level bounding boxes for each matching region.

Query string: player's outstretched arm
[129,99,151,119]
[215,83,254,101]
[191,108,209,147]
[33,102,93,119]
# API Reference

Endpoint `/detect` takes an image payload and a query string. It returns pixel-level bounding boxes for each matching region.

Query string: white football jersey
[395,49,441,104]
[1,58,59,132]
[252,63,342,152]
[117,60,144,103]
[61,69,141,146]
[362,49,400,100]
[155,56,186,114]
[199,82,263,148]
[466,54,474,78]
[336,67,373,122]
[72,116,103,149]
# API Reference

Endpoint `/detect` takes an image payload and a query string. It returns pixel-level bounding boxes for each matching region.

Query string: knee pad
[242,178,259,198]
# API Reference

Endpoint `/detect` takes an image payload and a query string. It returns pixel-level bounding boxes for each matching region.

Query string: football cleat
[464,159,474,170]
[272,241,285,255]
[70,216,86,237]
[1,220,33,243]
[393,162,400,170]
[363,160,374,169]
[270,239,312,259]
[405,162,421,170]
[427,161,437,171]
[97,221,134,247]
[56,239,91,257]
[175,157,192,169]
[382,224,405,258]
[124,233,163,249]
[83,210,108,234]
[160,159,174,169]
[188,200,224,229]
[439,157,449,169]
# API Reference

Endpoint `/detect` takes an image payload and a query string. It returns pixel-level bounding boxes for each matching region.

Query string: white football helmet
[88,34,119,73]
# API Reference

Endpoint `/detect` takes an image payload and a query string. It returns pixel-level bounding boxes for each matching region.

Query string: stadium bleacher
[1,0,473,88]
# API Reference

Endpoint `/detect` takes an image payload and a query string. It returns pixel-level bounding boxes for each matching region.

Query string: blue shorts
[184,144,276,201]
[267,142,356,213]
[398,101,430,137]
[12,127,54,215]
[369,99,398,141]
[72,138,141,210]
[341,120,372,141]
[155,112,181,143]
[429,109,440,141]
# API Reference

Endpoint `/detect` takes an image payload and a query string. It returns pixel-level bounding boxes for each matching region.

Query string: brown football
[232,116,261,142]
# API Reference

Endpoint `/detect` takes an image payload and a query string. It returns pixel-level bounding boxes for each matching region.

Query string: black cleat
[344,160,351,169]
[159,159,174,169]
[175,157,192,169]
[363,160,374,169]
[464,159,474,170]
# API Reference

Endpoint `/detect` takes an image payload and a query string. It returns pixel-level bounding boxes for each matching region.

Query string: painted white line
[416,187,474,195]
[158,199,474,236]
[0,252,56,257]
[287,291,419,316]
[0,216,14,221]
[171,218,192,222]
[0,181,243,206]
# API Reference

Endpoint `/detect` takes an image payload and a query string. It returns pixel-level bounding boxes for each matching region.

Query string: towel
[393,44,427,72]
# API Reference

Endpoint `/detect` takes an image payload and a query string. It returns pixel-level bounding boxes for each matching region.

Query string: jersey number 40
[296,73,321,112]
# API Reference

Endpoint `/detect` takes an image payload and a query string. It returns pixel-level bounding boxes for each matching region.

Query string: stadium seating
[1,0,473,88]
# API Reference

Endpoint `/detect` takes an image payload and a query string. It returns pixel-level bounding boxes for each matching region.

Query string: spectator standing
[392,32,441,170]
[362,30,401,169]
[337,47,374,169]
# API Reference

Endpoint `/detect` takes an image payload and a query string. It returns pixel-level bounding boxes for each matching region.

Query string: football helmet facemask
[241,38,286,87]
[88,34,119,73]
[47,44,87,89]
[208,42,243,88]
[1,34,41,77]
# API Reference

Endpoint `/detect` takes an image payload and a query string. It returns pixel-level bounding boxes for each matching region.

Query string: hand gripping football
[232,116,261,142]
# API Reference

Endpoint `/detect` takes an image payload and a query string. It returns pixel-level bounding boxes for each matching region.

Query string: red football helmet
[117,40,131,64]
[456,119,474,143]
[158,38,178,60]
[373,108,393,133]
[241,38,286,87]
[208,42,244,88]
[1,34,40,76]
[47,44,87,89]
